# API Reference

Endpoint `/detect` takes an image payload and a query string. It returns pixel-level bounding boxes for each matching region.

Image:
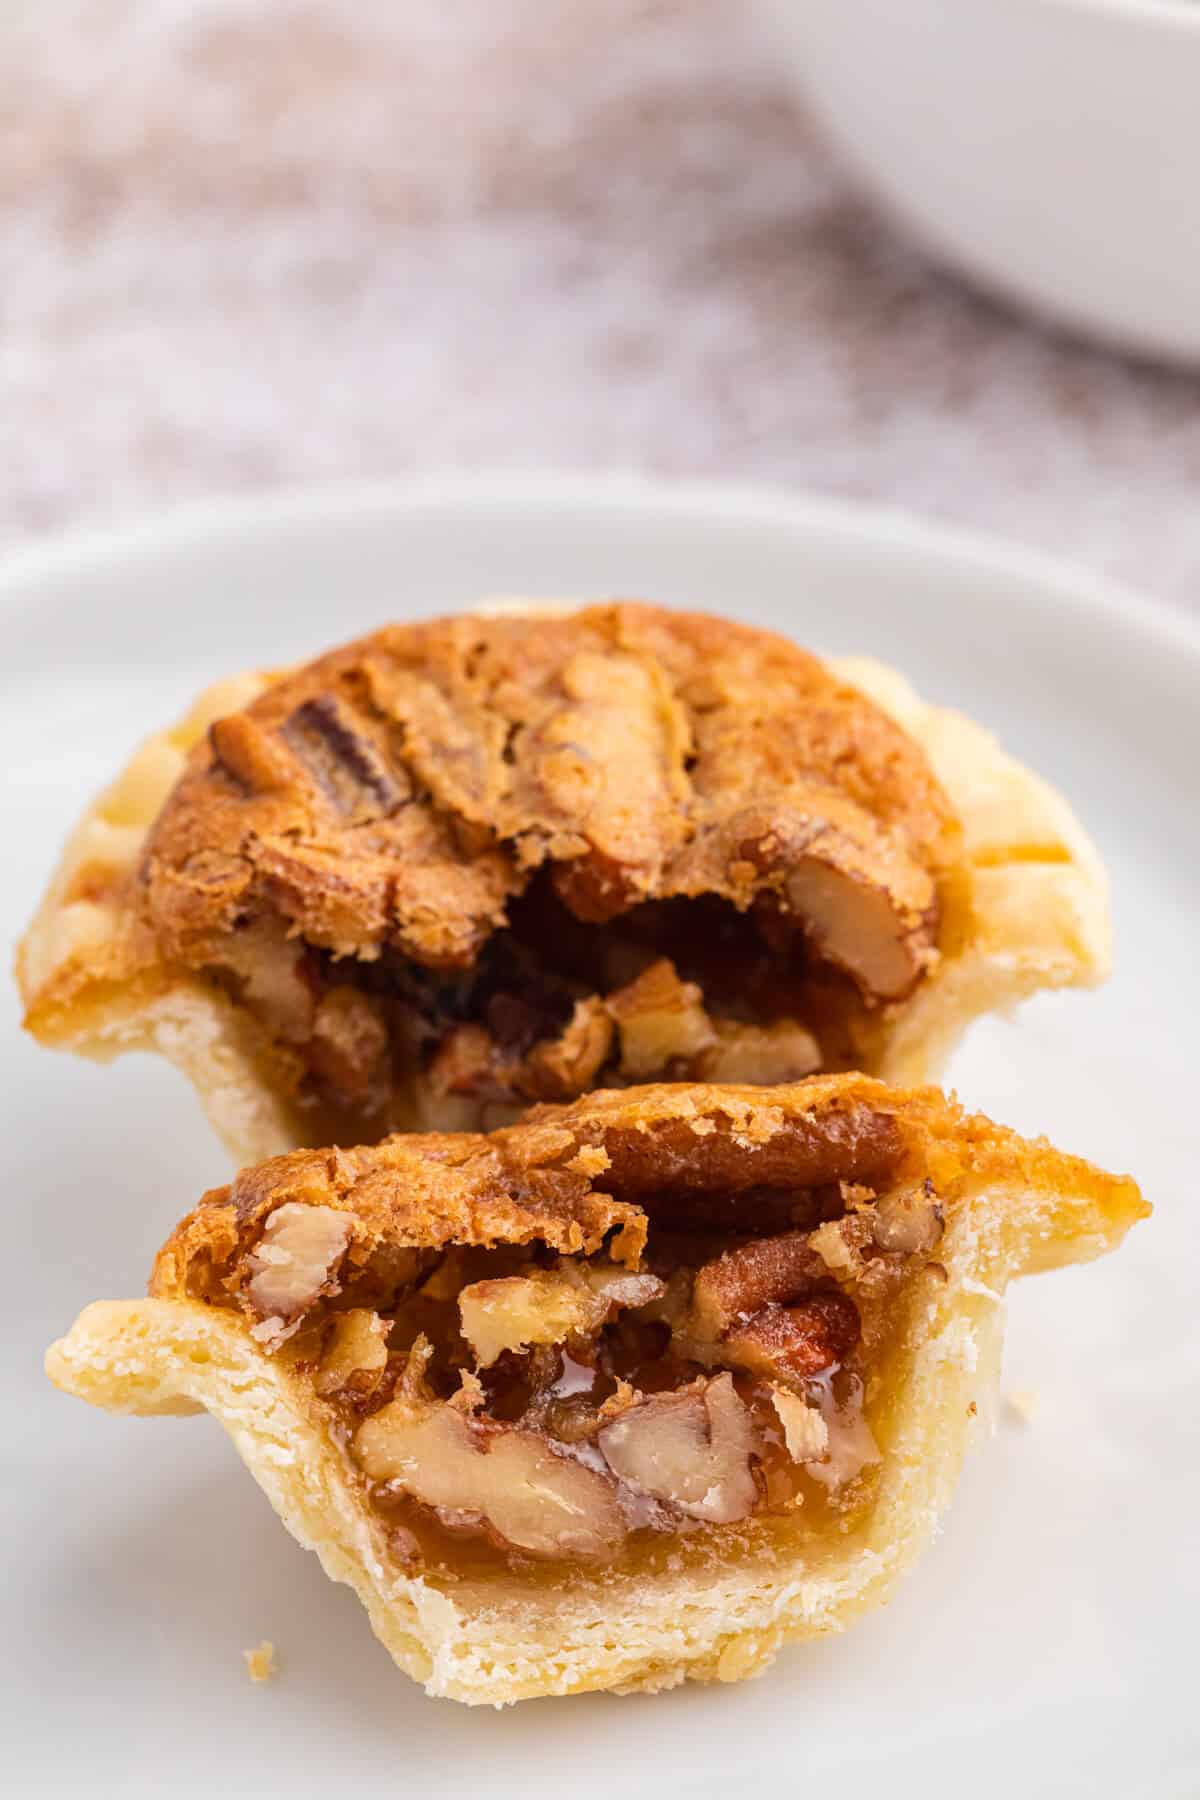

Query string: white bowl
[757,0,1200,363]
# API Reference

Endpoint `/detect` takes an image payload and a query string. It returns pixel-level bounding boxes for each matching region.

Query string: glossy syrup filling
[258,1175,948,1580]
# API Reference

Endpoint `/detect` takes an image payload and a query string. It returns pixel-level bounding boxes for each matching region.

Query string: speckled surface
[4,0,1200,608]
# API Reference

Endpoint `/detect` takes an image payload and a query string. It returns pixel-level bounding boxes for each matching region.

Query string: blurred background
[5,0,1200,603]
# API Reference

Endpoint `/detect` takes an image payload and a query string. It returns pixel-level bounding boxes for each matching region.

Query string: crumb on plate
[243,1640,277,1683]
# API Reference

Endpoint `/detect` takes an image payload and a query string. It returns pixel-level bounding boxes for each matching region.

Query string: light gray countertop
[5,0,1200,610]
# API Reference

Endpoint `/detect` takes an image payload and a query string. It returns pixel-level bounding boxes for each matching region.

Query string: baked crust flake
[46,1076,1147,1705]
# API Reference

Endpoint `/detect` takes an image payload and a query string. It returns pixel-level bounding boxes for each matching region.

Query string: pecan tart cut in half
[19,604,1109,1163]
[47,1077,1147,1706]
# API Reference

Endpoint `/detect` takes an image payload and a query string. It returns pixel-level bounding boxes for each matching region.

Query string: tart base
[46,1289,999,1704]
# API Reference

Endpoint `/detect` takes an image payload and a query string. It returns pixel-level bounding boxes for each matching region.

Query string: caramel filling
[228,1173,947,1578]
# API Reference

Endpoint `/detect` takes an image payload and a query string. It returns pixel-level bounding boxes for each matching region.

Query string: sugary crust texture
[152,1110,651,1306]
[46,1078,1147,1705]
[17,605,1111,1164]
[133,605,956,969]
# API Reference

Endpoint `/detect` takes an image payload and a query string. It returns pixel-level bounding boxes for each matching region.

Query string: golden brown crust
[17,606,1111,1163]
[152,1074,1145,1336]
[139,605,954,975]
[46,1076,1148,1705]
[152,1129,647,1312]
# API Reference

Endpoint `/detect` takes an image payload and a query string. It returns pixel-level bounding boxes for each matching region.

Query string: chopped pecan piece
[689,1232,829,1339]
[209,713,292,794]
[584,1265,666,1310]
[598,1373,759,1524]
[282,693,407,819]
[316,1308,390,1398]
[872,1181,945,1254]
[607,958,716,1079]
[426,1023,512,1102]
[307,985,389,1099]
[553,848,642,925]
[808,1216,872,1279]
[722,1293,860,1383]
[523,997,615,1100]
[785,859,928,1003]
[459,1270,597,1368]
[245,1204,351,1346]
[733,802,938,1003]
[353,1399,625,1561]
[458,1263,663,1367]
[210,919,316,1043]
[770,1387,830,1463]
[808,1377,881,1489]
[696,1018,821,1085]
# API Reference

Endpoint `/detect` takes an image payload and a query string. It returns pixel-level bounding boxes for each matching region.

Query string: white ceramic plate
[3,476,1197,1798]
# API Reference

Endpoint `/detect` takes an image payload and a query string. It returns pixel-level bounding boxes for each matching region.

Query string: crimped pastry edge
[17,612,1110,1162]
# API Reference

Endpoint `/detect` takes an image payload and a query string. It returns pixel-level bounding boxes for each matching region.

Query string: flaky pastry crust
[17,604,1110,1163]
[46,1077,1146,1705]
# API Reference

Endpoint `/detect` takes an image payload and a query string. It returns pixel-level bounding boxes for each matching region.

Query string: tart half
[19,604,1109,1163]
[46,1076,1147,1706]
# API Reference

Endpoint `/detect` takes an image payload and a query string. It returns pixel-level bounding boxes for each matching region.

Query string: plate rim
[2,469,1199,668]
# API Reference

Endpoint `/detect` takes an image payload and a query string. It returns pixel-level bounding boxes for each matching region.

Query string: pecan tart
[19,604,1109,1162]
[46,1077,1147,1706]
